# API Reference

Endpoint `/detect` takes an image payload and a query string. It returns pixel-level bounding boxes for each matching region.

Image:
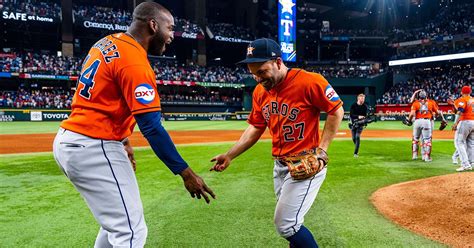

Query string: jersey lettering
[282,122,305,142]
[78,59,101,99]
[262,101,300,122]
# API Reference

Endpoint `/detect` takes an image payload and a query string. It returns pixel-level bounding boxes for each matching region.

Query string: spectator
[378,64,473,104]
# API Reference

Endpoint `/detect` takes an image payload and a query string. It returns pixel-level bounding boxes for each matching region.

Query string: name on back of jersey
[92,37,120,63]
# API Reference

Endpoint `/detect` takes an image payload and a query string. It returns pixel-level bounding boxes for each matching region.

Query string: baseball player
[209,38,344,248]
[406,90,446,162]
[452,85,474,172]
[53,3,215,247]
[447,96,461,165]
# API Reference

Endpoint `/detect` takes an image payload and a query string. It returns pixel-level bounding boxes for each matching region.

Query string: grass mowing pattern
[0,139,455,247]
[0,120,418,135]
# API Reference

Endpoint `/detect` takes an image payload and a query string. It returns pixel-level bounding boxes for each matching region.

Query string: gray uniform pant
[454,120,474,167]
[273,160,327,238]
[412,119,432,158]
[53,128,147,248]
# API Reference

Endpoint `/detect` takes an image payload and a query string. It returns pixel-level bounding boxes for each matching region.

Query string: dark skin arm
[122,138,136,171]
[180,167,216,203]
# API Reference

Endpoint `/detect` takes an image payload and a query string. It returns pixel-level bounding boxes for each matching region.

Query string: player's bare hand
[180,168,215,204]
[210,154,231,172]
[452,124,457,131]
[123,139,136,171]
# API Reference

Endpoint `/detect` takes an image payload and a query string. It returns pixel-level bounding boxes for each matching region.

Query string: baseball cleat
[353,154,359,158]
[424,157,432,162]
[452,160,458,165]
[456,166,472,172]
[412,156,417,160]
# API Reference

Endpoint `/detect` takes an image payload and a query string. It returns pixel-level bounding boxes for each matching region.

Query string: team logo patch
[325,85,339,102]
[134,84,155,104]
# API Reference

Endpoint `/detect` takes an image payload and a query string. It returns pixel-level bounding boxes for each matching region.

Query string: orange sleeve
[247,87,267,128]
[118,65,161,115]
[431,100,439,112]
[307,73,343,114]
[411,102,419,111]
[454,98,466,111]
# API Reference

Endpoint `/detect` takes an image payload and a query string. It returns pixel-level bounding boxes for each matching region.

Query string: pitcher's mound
[371,172,474,248]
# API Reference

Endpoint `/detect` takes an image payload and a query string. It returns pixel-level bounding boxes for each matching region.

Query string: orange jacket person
[53,3,214,247]
[209,38,344,248]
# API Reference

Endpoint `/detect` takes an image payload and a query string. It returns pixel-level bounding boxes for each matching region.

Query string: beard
[148,32,167,56]
[259,77,278,91]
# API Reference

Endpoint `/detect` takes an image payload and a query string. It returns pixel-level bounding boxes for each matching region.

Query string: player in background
[406,90,446,162]
[210,38,344,248]
[447,96,460,165]
[452,85,474,172]
[349,93,368,157]
[53,3,214,247]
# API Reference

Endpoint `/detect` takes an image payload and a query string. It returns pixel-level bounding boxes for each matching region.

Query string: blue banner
[278,0,296,62]
[0,72,12,78]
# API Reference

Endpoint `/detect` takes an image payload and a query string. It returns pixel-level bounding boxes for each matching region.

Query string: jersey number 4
[78,56,101,99]
[282,122,305,142]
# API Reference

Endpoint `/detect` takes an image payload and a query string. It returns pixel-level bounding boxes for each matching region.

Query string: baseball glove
[282,148,328,180]
[402,117,413,126]
[439,120,448,131]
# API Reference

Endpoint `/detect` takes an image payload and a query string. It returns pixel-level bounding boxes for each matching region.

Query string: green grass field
[0,120,419,134]
[0,121,457,247]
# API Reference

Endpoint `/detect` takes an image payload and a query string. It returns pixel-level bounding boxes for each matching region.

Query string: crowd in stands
[0,51,81,76]
[392,41,473,60]
[390,3,474,43]
[304,65,382,78]
[174,18,203,35]
[1,50,391,81]
[208,23,255,40]
[159,93,241,105]
[73,5,203,35]
[0,87,242,109]
[0,0,62,20]
[320,29,386,37]
[152,61,248,83]
[0,88,73,109]
[377,64,473,104]
[73,5,131,26]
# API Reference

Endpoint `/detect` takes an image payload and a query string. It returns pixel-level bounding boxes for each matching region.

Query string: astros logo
[247,46,255,56]
[325,85,339,102]
[134,83,155,104]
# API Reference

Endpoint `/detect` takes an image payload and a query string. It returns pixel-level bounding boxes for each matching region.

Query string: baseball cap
[461,85,472,94]
[418,90,427,99]
[237,38,282,64]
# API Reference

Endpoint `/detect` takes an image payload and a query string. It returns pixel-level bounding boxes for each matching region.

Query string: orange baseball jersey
[454,95,474,120]
[411,99,436,119]
[247,69,343,157]
[61,33,161,140]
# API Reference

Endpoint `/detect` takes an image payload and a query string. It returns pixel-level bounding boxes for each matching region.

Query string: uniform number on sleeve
[78,58,101,99]
[282,122,305,142]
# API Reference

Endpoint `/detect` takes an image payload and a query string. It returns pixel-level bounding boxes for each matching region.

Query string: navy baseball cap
[237,38,282,64]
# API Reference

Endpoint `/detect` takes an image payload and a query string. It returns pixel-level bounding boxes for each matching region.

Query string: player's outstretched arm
[410,89,422,103]
[319,106,344,151]
[210,124,266,172]
[135,111,215,203]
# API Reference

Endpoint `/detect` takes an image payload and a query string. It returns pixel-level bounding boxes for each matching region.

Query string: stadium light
[389,52,474,66]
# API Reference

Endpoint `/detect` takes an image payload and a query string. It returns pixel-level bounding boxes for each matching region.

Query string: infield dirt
[0,129,455,154]
[371,172,474,248]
